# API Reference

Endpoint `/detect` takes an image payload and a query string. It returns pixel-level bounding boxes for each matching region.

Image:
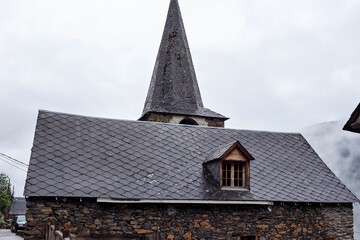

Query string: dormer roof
[204,141,254,164]
[141,0,227,120]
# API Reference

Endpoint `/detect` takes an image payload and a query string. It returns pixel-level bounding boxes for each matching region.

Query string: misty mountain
[301,121,360,238]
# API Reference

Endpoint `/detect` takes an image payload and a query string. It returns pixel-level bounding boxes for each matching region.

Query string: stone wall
[205,118,224,128]
[141,113,172,124]
[25,197,354,240]
[140,112,225,128]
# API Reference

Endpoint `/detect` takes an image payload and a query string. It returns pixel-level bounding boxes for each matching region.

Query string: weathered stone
[82,208,90,214]
[55,209,69,216]
[183,231,192,239]
[64,221,71,228]
[68,227,78,233]
[135,229,153,234]
[41,208,52,214]
[275,223,286,228]
[77,227,90,236]
[25,229,41,235]
[200,221,210,226]
[110,226,122,230]
[24,197,355,240]
[26,221,43,227]
[87,224,96,229]
[142,113,226,128]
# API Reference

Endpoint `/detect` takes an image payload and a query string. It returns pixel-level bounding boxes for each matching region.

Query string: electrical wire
[0,153,28,167]
[0,156,28,171]
[0,156,28,172]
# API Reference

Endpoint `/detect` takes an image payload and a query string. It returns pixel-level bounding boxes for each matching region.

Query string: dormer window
[204,141,254,190]
[221,160,249,189]
[222,162,244,187]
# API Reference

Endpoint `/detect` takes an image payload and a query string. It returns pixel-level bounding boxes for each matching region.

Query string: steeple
[140,0,228,127]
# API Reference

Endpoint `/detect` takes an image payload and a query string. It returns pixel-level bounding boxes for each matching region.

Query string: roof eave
[97,198,273,205]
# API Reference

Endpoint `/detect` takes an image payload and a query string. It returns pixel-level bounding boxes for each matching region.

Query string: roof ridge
[38,109,300,135]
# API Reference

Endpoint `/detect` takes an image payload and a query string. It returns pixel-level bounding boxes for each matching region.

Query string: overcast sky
[1,0,359,196]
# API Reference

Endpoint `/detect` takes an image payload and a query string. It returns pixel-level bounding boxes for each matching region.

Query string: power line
[0,156,27,170]
[0,156,28,172]
[0,153,28,167]
[0,159,27,172]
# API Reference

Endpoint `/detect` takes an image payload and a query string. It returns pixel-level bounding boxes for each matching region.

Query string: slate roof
[205,141,238,163]
[141,0,227,120]
[343,102,360,134]
[24,110,359,203]
[9,197,26,215]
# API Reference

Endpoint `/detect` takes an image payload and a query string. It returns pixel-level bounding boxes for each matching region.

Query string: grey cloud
[0,0,359,197]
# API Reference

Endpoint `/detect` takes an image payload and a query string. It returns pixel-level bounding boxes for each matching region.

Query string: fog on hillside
[301,121,360,238]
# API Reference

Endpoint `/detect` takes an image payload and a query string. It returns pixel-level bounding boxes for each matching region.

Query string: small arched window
[179,118,198,125]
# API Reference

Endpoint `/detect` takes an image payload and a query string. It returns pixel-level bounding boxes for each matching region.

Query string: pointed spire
[141,0,227,120]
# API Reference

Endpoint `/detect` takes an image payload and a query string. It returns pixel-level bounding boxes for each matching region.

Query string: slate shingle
[24,110,359,203]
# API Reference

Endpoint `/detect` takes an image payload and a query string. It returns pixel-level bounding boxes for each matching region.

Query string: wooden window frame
[216,141,254,190]
[220,160,250,189]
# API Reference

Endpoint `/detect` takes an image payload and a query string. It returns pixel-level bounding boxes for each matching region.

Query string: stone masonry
[25,197,354,240]
[141,112,225,128]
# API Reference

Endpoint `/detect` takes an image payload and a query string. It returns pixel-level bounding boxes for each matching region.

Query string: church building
[24,1,358,239]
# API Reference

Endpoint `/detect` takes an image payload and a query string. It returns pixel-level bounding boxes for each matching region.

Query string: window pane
[239,163,243,187]
[222,162,246,188]
[234,162,243,187]
[222,163,231,186]
[234,168,238,186]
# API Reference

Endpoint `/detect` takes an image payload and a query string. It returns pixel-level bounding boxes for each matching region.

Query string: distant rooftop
[343,102,360,134]
[9,197,26,215]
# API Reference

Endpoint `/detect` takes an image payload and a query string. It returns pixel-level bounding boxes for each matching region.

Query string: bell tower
[140,0,228,127]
